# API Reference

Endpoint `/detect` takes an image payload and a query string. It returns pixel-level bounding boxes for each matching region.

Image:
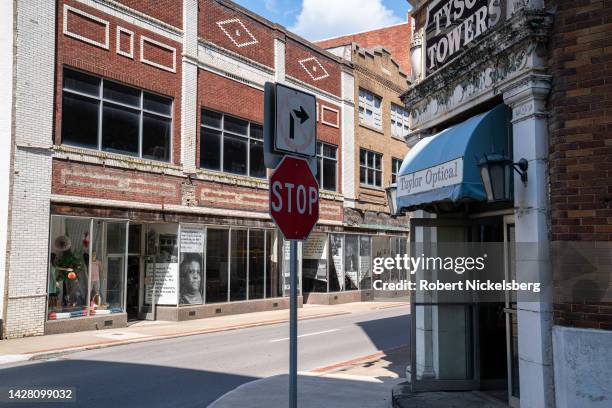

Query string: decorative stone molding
[501,73,552,123]
[402,7,554,129]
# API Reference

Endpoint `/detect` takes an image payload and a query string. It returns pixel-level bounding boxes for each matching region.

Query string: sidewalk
[0,301,409,365]
[209,345,409,408]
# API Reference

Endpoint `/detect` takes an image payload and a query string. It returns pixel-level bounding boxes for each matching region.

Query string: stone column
[503,73,555,408]
[341,70,356,207]
[181,0,199,173]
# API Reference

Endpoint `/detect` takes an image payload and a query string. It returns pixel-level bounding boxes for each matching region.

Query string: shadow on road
[0,359,257,408]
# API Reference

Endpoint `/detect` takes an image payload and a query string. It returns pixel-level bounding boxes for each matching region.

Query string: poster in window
[145,262,178,305]
[303,233,328,281]
[359,236,372,281]
[330,235,344,290]
[180,227,205,253]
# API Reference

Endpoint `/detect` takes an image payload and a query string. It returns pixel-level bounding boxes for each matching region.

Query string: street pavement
[0,304,410,408]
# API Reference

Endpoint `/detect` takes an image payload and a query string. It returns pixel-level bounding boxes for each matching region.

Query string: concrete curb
[1,311,351,365]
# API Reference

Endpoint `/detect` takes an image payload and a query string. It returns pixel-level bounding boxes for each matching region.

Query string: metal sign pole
[289,239,298,408]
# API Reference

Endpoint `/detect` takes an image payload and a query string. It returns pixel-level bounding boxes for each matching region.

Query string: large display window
[47,216,128,320]
[302,233,329,293]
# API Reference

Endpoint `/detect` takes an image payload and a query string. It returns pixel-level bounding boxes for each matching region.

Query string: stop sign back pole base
[289,239,298,408]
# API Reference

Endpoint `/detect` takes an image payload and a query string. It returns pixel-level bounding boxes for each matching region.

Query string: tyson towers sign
[425,0,504,76]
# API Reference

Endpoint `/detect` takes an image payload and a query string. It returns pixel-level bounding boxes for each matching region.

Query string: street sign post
[269,156,319,408]
[264,82,319,408]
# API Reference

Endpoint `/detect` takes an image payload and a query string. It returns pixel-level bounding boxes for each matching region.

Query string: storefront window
[47,216,128,320]
[179,226,205,305]
[145,224,179,306]
[266,230,282,298]
[248,230,265,300]
[359,236,372,289]
[329,234,344,292]
[302,233,328,293]
[206,228,229,303]
[372,236,391,286]
[230,230,248,301]
[344,235,359,290]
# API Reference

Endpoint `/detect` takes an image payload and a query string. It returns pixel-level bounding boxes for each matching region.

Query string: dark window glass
[104,80,140,107]
[61,93,99,149]
[142,113,171,162]
[265,231,281,298]
[375,171,381,186]
[323,158,336,191]
[251,124,263,140]
[223,134,247,175]
[206,229,229,303]
[248,230,265,300]
[202,109,222,129]
[230,230,247,301]
[360,149,366,166]
[102,103,139,156]
[360,167,367,184]
[249,139,265,178]
[64,69,100,96]
[323,144,336,159]
[224,116,248,135]
[200,128,221,170]
[143,92,172,115]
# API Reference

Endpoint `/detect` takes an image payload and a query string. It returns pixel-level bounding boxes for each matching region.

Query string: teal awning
[397,105,511,212]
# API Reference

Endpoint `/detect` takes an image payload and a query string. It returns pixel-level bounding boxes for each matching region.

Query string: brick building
[0,0,413,339]
[391,1,612,407]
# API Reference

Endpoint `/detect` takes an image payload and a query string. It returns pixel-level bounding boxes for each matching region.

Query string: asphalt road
[0,306,410,408]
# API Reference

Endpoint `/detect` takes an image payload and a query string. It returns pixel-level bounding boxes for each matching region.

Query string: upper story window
[391,104,410,139]
[360,149,382,188]
[358,89,382,130]
[61,68,173,162]
[391,157,402,184]
[315,142,338,192]
[200,109,266,179]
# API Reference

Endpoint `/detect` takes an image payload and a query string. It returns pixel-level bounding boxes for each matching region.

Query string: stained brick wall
[315,21,412,76]
[548,0,612,329]
[56,0,182,165]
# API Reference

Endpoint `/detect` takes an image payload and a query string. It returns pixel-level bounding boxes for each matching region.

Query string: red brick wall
[316,22,412,76]
[56,0,182,165]
[317,99,342,194]
[199,0,275,68]
[285,38,342,97]
[114,0,182,28]
[52,160,183,205]
[548,0,612,329]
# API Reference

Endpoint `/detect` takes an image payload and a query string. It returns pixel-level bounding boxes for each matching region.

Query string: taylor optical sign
[425,0,505,76]
[397,157,463,197]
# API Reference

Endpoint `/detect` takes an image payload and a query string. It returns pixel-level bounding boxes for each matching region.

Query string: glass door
[504,215,520,407]
[408,217,479,392]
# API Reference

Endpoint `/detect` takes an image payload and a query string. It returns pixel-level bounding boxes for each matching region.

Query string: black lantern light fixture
[386,183,398,215]
[478,153,528,202]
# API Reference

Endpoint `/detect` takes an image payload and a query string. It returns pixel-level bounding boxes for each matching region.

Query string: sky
[232,0,411,41]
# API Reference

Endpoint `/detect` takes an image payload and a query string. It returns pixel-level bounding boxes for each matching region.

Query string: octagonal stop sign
[269,156,319,240]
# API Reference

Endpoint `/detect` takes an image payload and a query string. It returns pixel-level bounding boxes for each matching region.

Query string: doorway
[126,224,143,321]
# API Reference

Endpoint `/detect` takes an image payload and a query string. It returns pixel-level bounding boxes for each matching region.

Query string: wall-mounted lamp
[478,154,528,202]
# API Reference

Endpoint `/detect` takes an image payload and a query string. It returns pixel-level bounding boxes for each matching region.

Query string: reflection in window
[248,230,265,300]
[360,149,382,187]
[230,230,247,301]
[315,142,338,192]
[61,68,173,162]
[200,109,266,178]
[329,235,343,292]
[266,230,282,298]
[206,229,229,303]
[359,236,372,289]
[302,233,328,293]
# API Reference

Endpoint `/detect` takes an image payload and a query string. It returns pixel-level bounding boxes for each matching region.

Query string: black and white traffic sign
[264,82,317,172]
[275,83,316,157]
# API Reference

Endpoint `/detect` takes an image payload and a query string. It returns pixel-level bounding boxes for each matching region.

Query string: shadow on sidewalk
[0,359,256,408]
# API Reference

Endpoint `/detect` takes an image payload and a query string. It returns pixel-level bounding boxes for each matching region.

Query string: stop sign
[269,156,319,240]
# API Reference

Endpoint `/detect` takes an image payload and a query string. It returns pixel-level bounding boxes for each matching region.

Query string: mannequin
[90,250,103,307]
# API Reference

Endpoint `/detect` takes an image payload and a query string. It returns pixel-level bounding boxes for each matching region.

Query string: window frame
[391,157,402,184]
[316,141,338,192]
[61,68,173,162]
[390,103,410,139]
[199,108,266,179]
[360,148,383,188]
[358,88,382,130]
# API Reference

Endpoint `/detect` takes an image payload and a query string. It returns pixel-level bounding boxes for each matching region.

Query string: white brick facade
[0,0,14,335]
[4,0,56,338]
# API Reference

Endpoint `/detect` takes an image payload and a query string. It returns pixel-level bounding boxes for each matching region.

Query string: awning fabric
[397,104,511,212]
